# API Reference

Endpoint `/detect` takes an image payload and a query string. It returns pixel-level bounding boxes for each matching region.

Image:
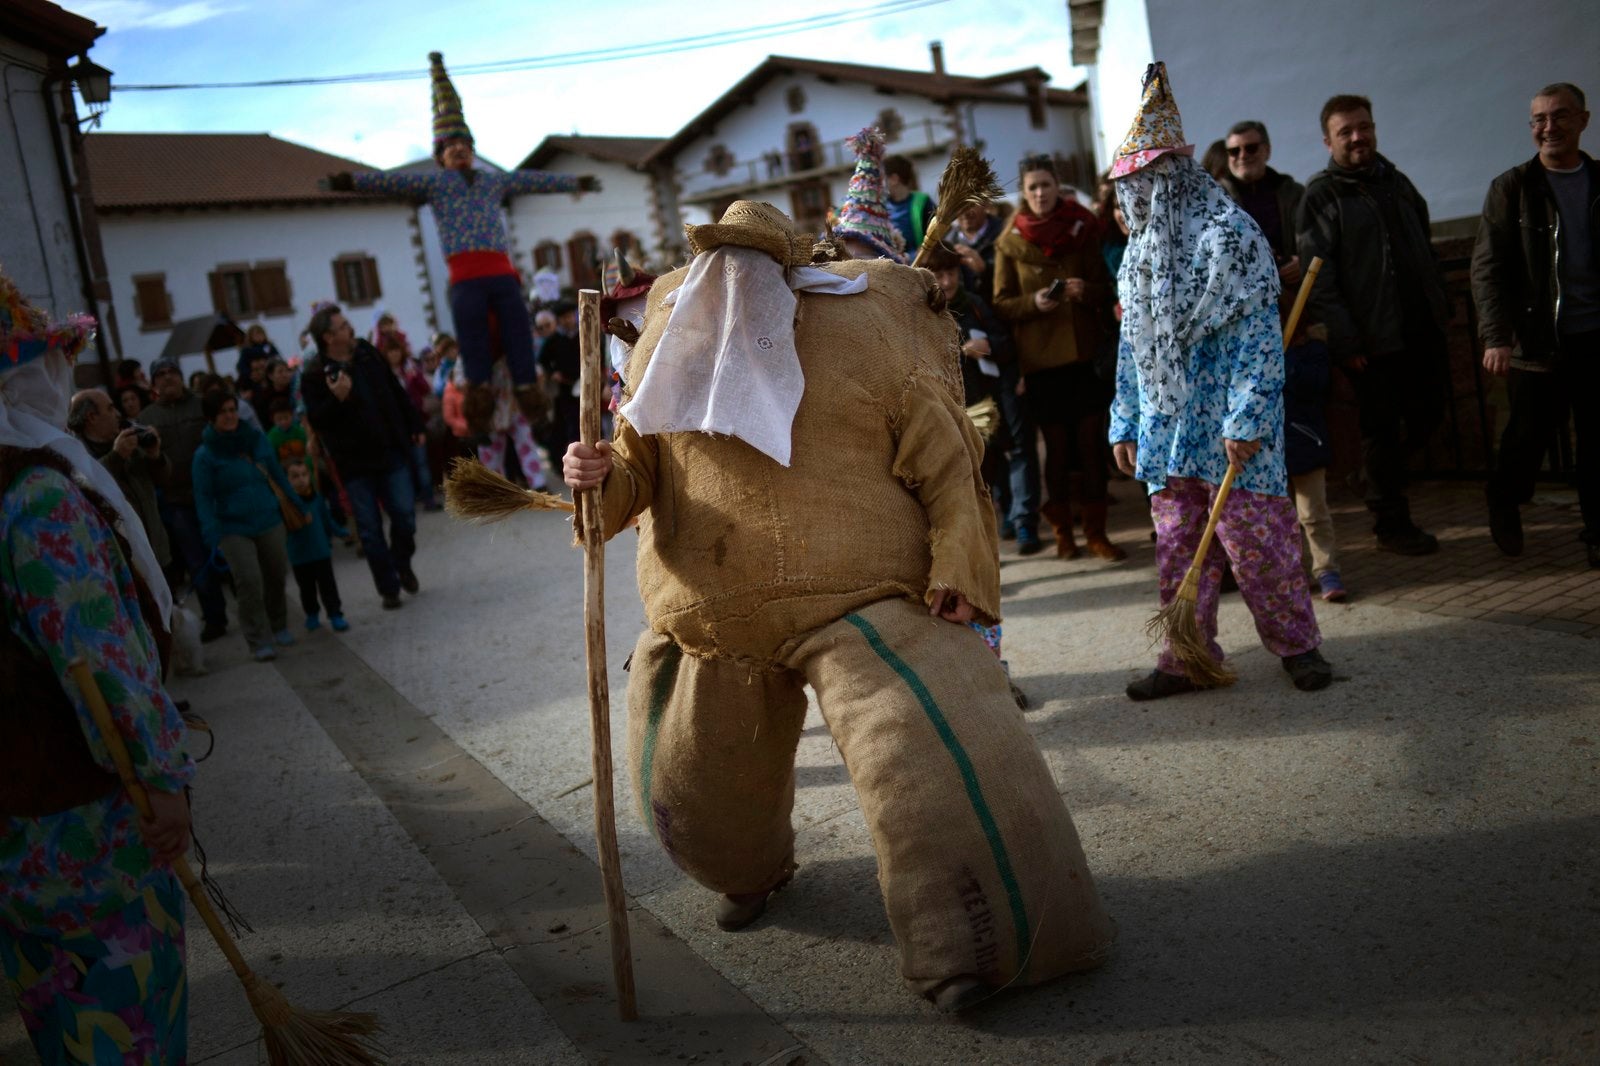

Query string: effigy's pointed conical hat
[429,51,473,161]
[832,126,907,262]
[1110,61,1194,178]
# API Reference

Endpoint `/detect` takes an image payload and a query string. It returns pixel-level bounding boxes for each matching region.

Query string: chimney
[929,41,946,77]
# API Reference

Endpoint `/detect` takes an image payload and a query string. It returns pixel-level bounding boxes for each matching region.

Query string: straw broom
[1145,256,1324,686]
[67,658,385,1066]
[440,296,639,1022]
[909,146,1005,270]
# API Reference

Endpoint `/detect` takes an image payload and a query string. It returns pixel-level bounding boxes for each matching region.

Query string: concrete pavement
[4,496,1597,1064]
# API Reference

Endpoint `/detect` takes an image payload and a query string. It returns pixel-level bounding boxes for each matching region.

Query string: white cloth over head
[620,246,868,466]
[0,352,174,626]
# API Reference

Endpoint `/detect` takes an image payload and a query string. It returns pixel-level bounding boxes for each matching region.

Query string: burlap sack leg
[785,596,1114,998]
[626,629,809,896]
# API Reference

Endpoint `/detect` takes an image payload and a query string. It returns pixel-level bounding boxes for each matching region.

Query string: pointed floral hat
[1,266,95,369]
[430,51,473,161]
[832,126,907,262]
[1110,62,1194,179]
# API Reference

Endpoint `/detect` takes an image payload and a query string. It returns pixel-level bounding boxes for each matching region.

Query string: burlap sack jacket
[991,224,1113,376]
[590,258,1001,665]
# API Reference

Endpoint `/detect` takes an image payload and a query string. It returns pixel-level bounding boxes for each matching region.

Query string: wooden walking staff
[66,658,385,1066]
[1145,256,1324,687]
[574,288,639,1021]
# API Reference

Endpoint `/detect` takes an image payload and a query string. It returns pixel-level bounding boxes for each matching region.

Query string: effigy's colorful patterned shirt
[349,167,582,258]
[1,466,194,935]
[1109,302,1287,497]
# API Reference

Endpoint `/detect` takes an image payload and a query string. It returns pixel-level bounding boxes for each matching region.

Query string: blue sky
[71,0,1086,168]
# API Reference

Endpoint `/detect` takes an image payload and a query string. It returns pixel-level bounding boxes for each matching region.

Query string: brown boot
[1040,501,1080,559]
[512,382,549,427]
[1081,500,1127,561]
[714,865,796,932]
[463,383,496,437]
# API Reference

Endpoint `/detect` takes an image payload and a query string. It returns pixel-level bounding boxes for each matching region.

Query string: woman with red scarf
[993,155,1126,561]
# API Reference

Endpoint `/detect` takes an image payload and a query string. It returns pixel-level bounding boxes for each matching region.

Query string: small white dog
[169,603,207,677]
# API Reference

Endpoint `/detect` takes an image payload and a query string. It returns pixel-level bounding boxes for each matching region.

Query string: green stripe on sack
[842,612,1030,961]
[638,641,682,835]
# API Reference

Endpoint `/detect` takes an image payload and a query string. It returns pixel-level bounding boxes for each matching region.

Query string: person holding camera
[68,387,171,570]
[994,154,1126,562]
[300,303,426,610]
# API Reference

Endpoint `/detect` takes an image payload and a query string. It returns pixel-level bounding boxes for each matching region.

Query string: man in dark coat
[1298,94,1452,556]
[301,303,425,608]
[1473,81,1599,568]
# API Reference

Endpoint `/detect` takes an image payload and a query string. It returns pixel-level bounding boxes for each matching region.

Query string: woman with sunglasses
[993,153,1127,561]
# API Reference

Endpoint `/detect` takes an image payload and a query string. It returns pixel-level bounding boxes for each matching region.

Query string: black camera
[122,418,157,448]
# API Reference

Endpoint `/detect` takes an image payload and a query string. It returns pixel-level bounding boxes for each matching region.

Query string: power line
[115,0,953,92]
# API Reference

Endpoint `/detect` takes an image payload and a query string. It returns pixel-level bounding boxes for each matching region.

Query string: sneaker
[1376,526,1439,556]
[252,645,277,662]
[1125,669,1200,702]
[200,622,228,644]
[1488,502,1523,556]
[305,614,322,631]
[381,594,404,610]
[1282,648,1333,691]
[398,568,420,594]
[273,629,295,647]
[329,614,350,632]
[1317,572,1348,603]
[1015,527,1043,556]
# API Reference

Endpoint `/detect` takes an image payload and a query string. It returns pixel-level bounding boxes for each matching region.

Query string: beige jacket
[585,258,1001,665]
[991,223,1112,376]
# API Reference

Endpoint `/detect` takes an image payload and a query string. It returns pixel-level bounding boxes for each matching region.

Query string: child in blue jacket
[284,460,348,631]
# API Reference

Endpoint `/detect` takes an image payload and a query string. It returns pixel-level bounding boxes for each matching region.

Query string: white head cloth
[620,246,867,466]
[0,351,174,626]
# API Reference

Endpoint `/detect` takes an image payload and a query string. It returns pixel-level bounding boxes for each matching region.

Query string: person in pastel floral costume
[1107,63,1332,699]
[325,52,599,437]
[1,267,194,1062]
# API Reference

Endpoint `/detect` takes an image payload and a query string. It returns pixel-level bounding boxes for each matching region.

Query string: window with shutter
[331,255,380,307]
[534,241,562,271]
[132,273,173,330]
[567,233,599,290]
[208,264,253,318]
[249,262,293,316]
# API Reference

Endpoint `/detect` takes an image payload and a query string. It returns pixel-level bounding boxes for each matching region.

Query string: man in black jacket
[301,304,425,608]
[1219,120,1305,292]
[1473,81,1599,568]
[1298,94,1451,556]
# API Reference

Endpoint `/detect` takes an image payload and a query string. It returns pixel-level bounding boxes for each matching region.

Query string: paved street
[4,486,1597,1065]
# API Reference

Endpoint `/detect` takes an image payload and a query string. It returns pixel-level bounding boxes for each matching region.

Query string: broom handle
[1183,256,1324,586]
[67,658,257,984]
[909,216,953,270]
[1283,256,1322,345]
[576,290,639,1022]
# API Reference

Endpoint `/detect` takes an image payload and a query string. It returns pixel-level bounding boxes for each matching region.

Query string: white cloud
[71,1,240,31]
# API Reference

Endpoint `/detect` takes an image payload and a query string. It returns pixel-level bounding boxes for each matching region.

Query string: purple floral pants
[1151,477,1322,675]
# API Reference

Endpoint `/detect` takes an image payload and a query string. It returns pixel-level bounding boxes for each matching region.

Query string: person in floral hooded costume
[1107,63,1333,699]
[0,266,194,1060]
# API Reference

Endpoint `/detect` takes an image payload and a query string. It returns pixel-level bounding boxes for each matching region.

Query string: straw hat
[1110,61,1194,179]
[1,266,95,369]
[832,126,907,262]
[684,201,814,266]
[430,51,473,161]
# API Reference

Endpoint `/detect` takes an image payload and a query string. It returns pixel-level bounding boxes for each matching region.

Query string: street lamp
[66,57,112,128]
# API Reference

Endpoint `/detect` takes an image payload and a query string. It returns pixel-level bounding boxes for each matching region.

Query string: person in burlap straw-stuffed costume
[563,201,1112,1013]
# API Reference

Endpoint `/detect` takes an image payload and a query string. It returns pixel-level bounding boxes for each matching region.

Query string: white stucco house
[646,48,1096,241]
[85,132,436,374]
[1,0,116,380]
[1069,0,1600,226]
[510,136,666,290]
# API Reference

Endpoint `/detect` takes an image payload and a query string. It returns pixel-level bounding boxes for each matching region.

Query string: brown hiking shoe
[463,383,496,437]
[513,382,549,427]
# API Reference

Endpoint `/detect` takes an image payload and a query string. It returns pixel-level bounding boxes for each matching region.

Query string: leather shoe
[398,568,420,594]
[1125,669,1200,702]
[1282,648,1333,691]
[930,975,993,1013]
[1488,502,1523,556]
